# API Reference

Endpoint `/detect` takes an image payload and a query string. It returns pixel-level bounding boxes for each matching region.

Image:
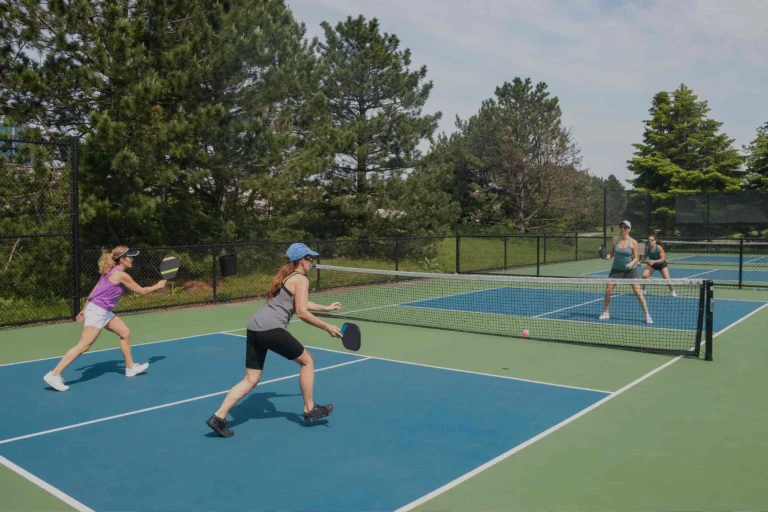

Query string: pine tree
[2,0,330,245]
[743,122,768,189]
[628,84,745,194]
[458,78,586,232]
[316,15,441,237]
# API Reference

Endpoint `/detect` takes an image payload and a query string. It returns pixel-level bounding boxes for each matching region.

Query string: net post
[695,281,705,357]
[536,236,541,276]
[705,280,714,361]
[456,235,461,274]
[738,238,744,289]
[70,137,81,319]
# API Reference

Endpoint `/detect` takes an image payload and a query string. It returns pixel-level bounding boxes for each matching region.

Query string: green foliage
[316,15,443,237]
[433,77,595,233]
[2,0,332,246]
[628,84,745,194]
[743,122,768,190]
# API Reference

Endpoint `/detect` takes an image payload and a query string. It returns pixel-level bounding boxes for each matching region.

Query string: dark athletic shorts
[246,328,305,370]
[648,262,668,271]
[608,268,639,279]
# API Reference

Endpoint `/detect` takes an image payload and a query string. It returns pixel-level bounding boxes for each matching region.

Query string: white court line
[221,333,612,395]
[0,328,247,368]
[712,301,768,337]
[0,357,370,446]
[394,356,683,512]
[532,294,625,319]
[394,294,768,512]
[0,455,95,512]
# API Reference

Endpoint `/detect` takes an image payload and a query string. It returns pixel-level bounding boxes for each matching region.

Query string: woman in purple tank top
[43,246,167,392]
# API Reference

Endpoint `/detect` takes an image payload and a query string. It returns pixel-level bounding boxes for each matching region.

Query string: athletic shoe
[646,314,654,324]
[599,312,610,320]
[304,404,334,423]
[206,414,234,438]
[126,362,149,377]
[43,372,69,392]
[671,290,678,297]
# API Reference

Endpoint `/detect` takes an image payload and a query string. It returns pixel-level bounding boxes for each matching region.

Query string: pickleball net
[311,265,714,359]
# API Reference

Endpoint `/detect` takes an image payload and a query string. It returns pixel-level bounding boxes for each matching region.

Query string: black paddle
[340,322,361,351]
[159,254,181,280]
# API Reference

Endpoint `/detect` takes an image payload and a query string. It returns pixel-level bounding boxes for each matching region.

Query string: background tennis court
[2,281,768,511]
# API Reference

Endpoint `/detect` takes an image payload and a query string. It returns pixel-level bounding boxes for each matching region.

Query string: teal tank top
[647,244,660,260]
[612,239,633,270]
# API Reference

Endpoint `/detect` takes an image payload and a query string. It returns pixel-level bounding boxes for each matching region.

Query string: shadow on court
[204,391,327,437]
[49,355,168,388]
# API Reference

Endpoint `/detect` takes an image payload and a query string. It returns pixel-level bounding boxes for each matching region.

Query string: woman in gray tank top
[206,243,343,438]
[600,220,653,324]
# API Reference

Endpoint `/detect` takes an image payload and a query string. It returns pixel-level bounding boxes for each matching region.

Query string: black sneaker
[206,414,234,437]
[304,404,334,423]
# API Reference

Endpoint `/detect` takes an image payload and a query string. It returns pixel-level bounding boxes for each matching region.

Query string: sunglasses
[620,224,630,229]
[303,255,314,261]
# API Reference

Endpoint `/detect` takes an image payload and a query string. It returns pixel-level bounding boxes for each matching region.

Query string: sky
[287,0,768,188]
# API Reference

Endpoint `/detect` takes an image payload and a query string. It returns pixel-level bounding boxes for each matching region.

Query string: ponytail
[98,245,129,275]
[267,257,299,299]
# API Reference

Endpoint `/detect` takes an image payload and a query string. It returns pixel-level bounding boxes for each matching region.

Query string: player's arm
[117,272,166,295]
[307,300,341,312]
[292,276,341,336]
[606,236,617,259]
[657,245,666,263]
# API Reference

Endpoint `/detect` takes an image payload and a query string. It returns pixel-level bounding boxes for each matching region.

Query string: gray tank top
[248,273,300,331]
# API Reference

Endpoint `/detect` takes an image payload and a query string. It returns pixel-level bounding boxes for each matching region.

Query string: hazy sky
[288,0,768,187]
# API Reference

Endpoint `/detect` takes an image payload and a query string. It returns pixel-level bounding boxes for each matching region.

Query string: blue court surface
[588,267,768,284]
[669,255,768,265]
[404,287,767,333]
[0,333,609,511]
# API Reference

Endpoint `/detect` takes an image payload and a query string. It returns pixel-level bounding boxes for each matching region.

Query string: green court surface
[2,286,768,511]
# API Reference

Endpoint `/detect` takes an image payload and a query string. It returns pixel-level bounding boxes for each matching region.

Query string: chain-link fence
[1,137,79,327]
[4,231,766,328]
[602,188,768,239]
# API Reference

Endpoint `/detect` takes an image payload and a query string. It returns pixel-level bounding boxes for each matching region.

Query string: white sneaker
[44,372,69,392]
[126,362,149,377]
[599,312,610,320]
[642,289,647,295]
[671,290,677,297]
[646,314,654,324]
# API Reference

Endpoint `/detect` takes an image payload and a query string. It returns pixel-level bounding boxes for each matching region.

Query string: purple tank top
[88,267,125,312]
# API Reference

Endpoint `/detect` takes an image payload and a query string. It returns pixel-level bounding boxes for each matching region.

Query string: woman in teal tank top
[600,221,653,324]
[639,235,677,296]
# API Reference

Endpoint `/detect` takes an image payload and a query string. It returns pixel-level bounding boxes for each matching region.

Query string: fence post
[504,235,508,270]
[738,238,744,289]
[646,191,652,233]
[394,237,399,272]
[603,186,608,249]
[543,234,547,265]
[575,232,579,260]
[536,236,541,277]
[70,137,81,319]
[316,241,321,289]
[211,245,218,303]
[455,235,461,273]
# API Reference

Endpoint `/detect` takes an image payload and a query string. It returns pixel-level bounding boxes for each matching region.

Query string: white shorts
[83,302,116,329]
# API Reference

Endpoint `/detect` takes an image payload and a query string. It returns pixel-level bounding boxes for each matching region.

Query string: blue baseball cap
[286,243,319,262]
